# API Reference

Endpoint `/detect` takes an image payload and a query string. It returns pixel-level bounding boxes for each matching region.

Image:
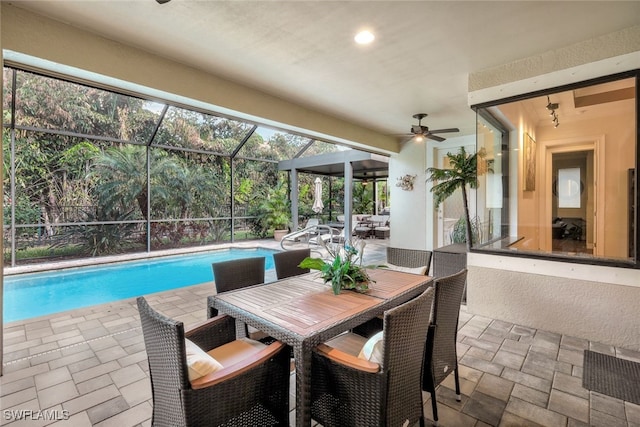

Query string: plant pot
[273,229,288,241]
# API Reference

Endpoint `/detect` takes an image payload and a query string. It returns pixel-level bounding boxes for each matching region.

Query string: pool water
[4,248,277,323]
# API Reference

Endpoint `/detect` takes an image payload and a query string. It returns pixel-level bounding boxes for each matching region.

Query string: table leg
[294,342,312,427]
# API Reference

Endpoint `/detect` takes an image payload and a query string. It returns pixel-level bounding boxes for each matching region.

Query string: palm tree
[426,146,482,250]
[90,145,178,220]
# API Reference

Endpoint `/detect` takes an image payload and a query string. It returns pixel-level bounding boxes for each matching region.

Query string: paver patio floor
[2,239,639,426]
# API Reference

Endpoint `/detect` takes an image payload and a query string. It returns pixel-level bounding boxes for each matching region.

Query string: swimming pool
[3,248,277,323]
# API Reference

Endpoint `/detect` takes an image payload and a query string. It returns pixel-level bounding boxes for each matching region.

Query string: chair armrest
[185,314,236,351]
[190,340,288,389]
[315,343,380,373]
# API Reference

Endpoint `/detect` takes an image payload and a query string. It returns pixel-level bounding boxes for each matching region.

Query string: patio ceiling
[279,150,389,180]
[6,2,639,147]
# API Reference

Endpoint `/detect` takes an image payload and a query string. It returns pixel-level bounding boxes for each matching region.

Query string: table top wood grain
[215,268,429,338]
[212,268,432,426]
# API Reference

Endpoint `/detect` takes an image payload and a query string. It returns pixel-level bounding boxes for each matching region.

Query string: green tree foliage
[259,180,291,231]
[4,69,158,235]
[353,182,374,214]
[2,67,353,259]
[89,145,177,220]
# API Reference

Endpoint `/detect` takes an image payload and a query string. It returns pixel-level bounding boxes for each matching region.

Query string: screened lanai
[2,67,389,267]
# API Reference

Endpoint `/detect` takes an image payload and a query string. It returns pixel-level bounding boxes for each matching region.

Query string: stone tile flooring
[2,239,640,426]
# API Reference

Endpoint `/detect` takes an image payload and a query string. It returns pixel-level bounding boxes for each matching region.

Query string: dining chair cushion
[386,263,428,275]
[357,330,384,364]
[185,338,224,381]
[323,331,384,365]
[324,332,367,356]
[208,337,268,367]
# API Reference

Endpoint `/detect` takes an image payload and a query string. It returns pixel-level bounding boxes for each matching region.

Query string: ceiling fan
[403,113,459,142]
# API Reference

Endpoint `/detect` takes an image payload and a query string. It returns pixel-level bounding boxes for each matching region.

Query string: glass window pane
[152,106,252,153]
[557,168,581,208]
[475,74,637,262]
[477,115,506,245]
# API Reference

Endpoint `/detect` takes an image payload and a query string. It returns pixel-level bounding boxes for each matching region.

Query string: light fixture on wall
[546,96,560,128]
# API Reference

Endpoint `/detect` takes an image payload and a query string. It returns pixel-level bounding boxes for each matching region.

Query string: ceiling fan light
[414,135,424,142]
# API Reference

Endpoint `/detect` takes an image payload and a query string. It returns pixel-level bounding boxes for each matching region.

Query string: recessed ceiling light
[354,30,375,45]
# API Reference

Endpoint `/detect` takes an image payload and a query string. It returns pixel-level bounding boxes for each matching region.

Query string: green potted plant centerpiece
[299,238,379,295]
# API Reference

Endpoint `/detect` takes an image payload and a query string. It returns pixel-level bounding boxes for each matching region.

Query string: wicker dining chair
[207,257,265,318]
[273,248,311,280]
[353,247,433,339]
[310,287,435,427]
[423,268,468,426]
[386,246,433,275]
[136,297,290,427]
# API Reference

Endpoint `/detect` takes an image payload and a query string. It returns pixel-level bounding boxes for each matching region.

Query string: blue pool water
[4,248,277,323]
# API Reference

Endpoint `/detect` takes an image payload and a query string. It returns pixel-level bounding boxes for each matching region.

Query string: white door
[543,139,602,256]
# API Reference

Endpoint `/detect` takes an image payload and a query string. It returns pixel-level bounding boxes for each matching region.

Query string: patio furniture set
[350,214,391,239]
[137,247,467,426]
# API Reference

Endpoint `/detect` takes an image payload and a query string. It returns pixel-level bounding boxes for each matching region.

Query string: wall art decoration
[396,174,417,191]
[524,132,536,191]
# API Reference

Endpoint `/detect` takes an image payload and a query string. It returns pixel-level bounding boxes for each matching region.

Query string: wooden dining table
[210,268,433,427]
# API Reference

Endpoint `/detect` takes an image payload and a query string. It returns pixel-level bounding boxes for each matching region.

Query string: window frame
[470,69,639,269]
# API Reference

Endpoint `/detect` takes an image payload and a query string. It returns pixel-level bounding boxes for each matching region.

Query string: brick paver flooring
[2,239,639,426]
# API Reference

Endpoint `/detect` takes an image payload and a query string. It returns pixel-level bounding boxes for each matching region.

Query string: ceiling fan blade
[426,134,446,142]
[428,128,460,134]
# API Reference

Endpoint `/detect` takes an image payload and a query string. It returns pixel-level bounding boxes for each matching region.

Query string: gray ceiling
[9,1,640,143]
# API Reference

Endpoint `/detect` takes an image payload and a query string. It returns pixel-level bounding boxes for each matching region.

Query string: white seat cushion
[386,263,427,275]
[357,331,384,364]
[208,337,267,367]
[185,338,224,381]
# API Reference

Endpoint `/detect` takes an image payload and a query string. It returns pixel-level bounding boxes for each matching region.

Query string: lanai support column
[344,161,353,237]
[290,168,299,231]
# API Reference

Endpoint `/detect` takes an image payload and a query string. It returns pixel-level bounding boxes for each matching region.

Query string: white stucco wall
[467,252,640,351]
[388,141,427,250]
[389,134,477,251]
